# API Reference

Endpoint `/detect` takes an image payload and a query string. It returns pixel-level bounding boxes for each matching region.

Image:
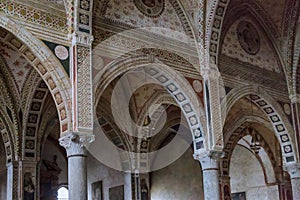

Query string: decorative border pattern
[0,120,13,163]
[0,1,67,33]
[23,80,49,160]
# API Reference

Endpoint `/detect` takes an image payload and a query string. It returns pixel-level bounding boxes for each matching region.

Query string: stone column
[6,161,18,200]
[59,132,94,200]
[124,172,133,200]
[194,151,222,200]
[287,163,300,200]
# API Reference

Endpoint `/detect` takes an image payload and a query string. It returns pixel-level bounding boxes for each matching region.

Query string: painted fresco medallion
[192,80,202,93]
[134,0,165,17]
[54,45,69,60]
[237,21,260,55]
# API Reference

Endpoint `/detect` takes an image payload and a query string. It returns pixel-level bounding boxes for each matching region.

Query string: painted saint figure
[24,172,35,200]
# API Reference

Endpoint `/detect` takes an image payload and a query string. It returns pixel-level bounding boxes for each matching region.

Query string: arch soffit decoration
[94,55,206,153]
[222,85,298,164]
[95,98,131,151]
[0,111,16,163]
[0,60,19,161]
[0,14,72,136]
[22,79,50,160]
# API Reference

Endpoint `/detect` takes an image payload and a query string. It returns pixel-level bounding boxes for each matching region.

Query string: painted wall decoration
[134,0,165,17]
[237,21,260,55]
[109,185,124,200]
[221,17,281,73]
[43,40,70,76]
[24,172,35,200]
[141,178,149,200]
[92,181,103,200]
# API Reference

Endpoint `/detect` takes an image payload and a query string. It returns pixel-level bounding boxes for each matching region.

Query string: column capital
[289,94,297,103]
[59,132,95,157]
[194,150,224,170]
[71,31,94,46]
[286,162,300,179]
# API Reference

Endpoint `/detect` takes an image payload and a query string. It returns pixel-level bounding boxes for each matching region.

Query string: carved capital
[72,31,94,46]
[289,94,297,103]
[59,132,95,157]
[286,162,300,179]
[194,150,224,170]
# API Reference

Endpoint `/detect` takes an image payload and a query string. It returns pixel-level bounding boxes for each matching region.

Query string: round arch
[0,13,72,135]
[221,116,283,187]
[94,55,206,149]
[90,54,207,172]
[222,85,298,164]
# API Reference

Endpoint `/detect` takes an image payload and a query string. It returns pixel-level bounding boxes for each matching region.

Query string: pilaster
[70,30,94,134]
[201,67,224,150]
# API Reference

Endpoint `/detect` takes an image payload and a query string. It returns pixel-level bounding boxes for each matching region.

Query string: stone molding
[71,31,94,46]
[59,132,95,157]
[286,162,300,179]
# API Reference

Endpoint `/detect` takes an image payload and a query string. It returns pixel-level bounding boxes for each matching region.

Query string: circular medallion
[237,21,260,55]
[92,54,104,70]
[134,0,165,17]
[192,80,203,93]
[54,45,69,60]
[283,103,291,115]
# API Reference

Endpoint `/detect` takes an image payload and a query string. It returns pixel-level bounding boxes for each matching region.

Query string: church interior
[0,0,299,200]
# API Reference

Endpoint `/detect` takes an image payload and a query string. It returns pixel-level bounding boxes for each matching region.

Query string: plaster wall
[230,145,279,200]
[87,152,124,200]
[150,148,204,200]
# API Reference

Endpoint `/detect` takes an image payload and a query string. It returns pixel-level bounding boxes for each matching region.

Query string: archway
[0,14,72,135]
[223,86,297,165]
[93,55,206,164]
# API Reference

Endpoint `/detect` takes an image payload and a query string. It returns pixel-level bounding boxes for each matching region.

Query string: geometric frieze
[0,1,67,32]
